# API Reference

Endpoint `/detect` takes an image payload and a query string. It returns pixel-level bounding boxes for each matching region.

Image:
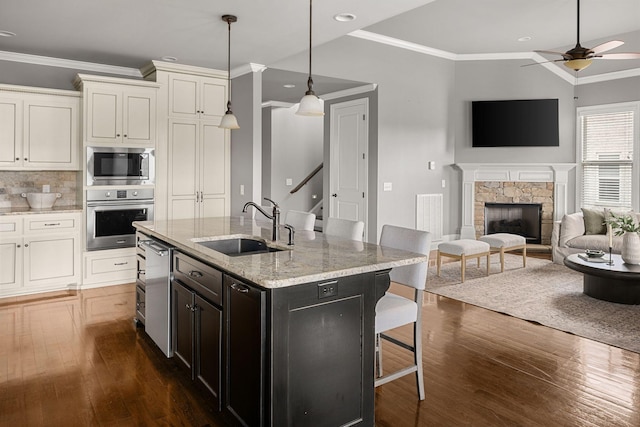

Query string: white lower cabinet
[0,213,81,297]
[82,247,137,287]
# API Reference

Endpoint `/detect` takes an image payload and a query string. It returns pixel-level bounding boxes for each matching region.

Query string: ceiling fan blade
[599,52,640,60]
[591,40,624,54]
[534,50,572,60]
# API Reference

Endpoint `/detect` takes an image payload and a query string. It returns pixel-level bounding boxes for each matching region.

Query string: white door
[329,98,368,240]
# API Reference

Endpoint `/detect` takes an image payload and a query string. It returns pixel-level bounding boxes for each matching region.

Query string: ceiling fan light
[219,109,240,129]
[296,93,324,116]
[564,58,592,71]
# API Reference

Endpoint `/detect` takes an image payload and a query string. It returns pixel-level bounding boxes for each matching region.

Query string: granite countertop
[0,205,84,215]
[134,217,428,289]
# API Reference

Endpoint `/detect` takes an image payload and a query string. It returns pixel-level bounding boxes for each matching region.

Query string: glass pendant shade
[297,93,324,116]
[219,110,240,129]
[564,58,592,71]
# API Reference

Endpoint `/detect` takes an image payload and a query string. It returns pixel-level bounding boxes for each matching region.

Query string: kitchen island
[134,217,428,427]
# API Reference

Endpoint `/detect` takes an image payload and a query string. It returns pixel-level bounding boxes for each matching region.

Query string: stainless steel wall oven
[86,188,154,251]
[87,146,155,186]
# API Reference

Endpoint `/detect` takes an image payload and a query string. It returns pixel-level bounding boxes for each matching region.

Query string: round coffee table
[564,253,640,304]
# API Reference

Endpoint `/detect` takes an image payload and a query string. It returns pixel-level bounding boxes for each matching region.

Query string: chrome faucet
[242,197,280,241]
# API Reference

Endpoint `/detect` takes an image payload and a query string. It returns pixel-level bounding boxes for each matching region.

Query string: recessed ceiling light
[0,31,16,37]
[161,56,178,62]
[517,36,532,42]
[283,84,296,89]
[334,13,356,22]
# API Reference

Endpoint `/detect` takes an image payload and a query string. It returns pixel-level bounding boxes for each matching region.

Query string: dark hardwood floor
[1,259,639,426]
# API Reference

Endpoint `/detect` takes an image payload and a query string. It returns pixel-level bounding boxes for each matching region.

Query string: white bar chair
[324,217,365,241]
[284,210,316,231]
[375,224,431,400]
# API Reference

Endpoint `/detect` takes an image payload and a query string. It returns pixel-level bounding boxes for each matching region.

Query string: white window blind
[580,109,635,209]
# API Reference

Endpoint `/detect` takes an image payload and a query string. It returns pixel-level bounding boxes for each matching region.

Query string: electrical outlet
[42,185,50,193]
[240,184,245,195]
[286,178,293,186]
[318,281,338,299]
[383,182,392,192]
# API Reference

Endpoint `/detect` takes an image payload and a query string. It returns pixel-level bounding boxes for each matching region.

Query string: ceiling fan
[534,0,640,72]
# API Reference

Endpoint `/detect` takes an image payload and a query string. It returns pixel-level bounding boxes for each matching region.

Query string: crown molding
[262,101,296,109]
[321,83,378,101]
[232,63,267,78]
[142,60,226,79]
[348,30,457,60]
[0,50,142,78]
[348,31,640,86]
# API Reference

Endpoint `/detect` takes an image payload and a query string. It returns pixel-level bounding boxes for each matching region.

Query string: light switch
[383,182,392,192]
[286,178,293,186]
[428,161,435,170]
[442,180,446,188]
[240,184,245,195]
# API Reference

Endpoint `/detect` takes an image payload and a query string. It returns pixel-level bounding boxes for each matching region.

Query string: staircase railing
[290,163,323,194]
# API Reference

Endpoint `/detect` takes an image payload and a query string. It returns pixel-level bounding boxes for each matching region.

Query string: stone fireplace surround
[455,163,576,245]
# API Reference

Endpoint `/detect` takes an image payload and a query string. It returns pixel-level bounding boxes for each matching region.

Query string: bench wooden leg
[500,247,505,273]
[461,254,466,283]
[486,253,490,276]
[437,251,441,276]
[523,246,527,268]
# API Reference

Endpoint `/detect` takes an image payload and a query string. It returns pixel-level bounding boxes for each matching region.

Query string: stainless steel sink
[196,238,283,257]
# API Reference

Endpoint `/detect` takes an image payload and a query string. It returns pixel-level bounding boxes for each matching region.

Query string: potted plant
[606,212,640,264]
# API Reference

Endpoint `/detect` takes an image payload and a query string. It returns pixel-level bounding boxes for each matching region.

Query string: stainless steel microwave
[87,147,155,186]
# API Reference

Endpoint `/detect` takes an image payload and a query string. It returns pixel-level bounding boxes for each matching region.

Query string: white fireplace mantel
[454,163,576,239]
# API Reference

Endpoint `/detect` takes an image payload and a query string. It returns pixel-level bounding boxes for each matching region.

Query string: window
[577,103,639,210]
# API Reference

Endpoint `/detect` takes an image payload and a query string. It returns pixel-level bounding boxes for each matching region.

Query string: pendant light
[219,14,240,129]
[296,0,324,116]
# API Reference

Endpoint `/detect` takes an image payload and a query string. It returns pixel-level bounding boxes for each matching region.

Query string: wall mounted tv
[471,99,559,147]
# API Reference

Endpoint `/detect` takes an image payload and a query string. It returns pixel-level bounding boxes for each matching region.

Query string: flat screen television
[471,99,559,147]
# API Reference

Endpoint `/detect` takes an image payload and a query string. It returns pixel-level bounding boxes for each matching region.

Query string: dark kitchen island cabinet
[134,217,426,427]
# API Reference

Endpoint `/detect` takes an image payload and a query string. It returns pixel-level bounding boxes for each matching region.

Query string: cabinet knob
[116,134,121,137]
[124,134,127,138]
[24,158,28,161]
[15,157,19,161]
[17,244,21,248]
[331,193,338,197]
[24,243,29,248]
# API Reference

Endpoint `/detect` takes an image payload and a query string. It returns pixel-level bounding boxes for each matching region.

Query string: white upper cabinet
[168,73,226,121]
[75,74,159,147]
[0,86,80,170]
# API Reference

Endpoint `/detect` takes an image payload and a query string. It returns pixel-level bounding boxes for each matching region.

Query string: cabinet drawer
[173,252,222,306]
[0,218,22,236]
[83,248,137,285]
[25,214,80,233]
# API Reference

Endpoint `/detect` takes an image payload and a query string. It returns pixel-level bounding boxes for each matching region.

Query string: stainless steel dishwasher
[139,236,173,357]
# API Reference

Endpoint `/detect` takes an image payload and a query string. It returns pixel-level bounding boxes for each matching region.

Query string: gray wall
[230,71,262,216]
[453,59,576,164]
[263,105,323,215]
[272,36,457,241]
[575,75,640,107]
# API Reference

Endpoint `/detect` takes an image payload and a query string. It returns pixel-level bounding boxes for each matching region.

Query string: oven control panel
[86,188,154,202]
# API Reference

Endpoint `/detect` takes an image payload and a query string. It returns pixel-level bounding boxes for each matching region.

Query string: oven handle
[87,199,154,207]
[139,240,170,256]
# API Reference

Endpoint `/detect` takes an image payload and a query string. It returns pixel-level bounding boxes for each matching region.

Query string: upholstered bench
[437,239,491,282]
[478,233,527,273]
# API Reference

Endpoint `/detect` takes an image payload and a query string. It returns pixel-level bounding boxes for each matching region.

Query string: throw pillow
[581,208,606,235]
[559,212,585,247]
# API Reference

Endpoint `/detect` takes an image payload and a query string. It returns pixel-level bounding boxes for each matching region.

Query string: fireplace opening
[484,203,542,244]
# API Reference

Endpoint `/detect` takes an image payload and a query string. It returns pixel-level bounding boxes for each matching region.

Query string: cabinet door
[200,79,226,120]
[195,294,222,409]
[0,96,23,167]
[200,122,229,217]
[168,74,199,117]
[0,238,23,291]
[85,87,122,144]
[122,90,156,145]
[24,234,78,288]
[168,119,199,220]
[172,280,194,373]
[24,96,79,169]
[225,276,266,427]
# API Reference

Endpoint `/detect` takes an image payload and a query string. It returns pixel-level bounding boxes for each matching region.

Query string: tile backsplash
[0,171,80,208]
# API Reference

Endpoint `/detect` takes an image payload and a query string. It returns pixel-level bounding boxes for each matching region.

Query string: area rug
[426,254,640,354]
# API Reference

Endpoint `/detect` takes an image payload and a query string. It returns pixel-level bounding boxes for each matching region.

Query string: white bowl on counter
[21,192,62,210]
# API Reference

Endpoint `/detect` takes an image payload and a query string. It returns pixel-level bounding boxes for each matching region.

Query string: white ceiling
[2,0,640,100]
